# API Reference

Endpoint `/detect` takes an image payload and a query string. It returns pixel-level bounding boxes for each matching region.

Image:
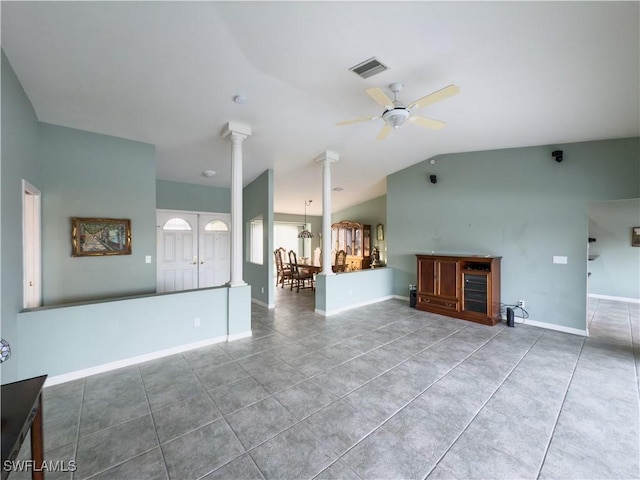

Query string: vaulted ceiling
[2,2,638,215]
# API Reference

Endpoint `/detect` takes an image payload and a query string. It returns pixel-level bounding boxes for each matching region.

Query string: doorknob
[29,281,33,287]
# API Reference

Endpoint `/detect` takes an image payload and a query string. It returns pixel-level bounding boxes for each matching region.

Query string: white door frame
[23,180,42,308]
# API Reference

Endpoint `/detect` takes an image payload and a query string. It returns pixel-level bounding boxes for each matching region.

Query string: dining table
[289,262,322,274]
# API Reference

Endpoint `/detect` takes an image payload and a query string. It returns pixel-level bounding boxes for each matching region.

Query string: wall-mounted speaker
[429,174,437,184]
[552,150,563,162]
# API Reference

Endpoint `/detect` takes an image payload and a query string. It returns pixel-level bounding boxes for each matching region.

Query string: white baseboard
[315,295,395,317]
[393,295,410,301]
[517,318,588,337]
[588,293,640,304]
[45,332,252,387]
[251,298,275,309]
[228,330,252,341]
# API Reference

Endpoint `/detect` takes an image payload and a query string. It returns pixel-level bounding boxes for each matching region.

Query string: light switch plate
[553,255,568,264]
[145,255,152,264]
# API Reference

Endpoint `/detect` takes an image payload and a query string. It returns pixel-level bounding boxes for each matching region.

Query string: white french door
[156,210,230,293]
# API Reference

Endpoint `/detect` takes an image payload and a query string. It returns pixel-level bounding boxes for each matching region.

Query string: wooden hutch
[331,221,371,271]
[415,253,501,326]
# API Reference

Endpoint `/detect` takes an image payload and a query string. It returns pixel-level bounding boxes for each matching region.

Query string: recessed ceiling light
[202,170,216,178]
[332,187,344,192]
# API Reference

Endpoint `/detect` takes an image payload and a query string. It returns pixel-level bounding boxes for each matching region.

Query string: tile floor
[16,290,640,479]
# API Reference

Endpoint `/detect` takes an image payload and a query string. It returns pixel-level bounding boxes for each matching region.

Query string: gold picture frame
[376,223,384,241]
[71,217,132,256]
[632,227,640,247]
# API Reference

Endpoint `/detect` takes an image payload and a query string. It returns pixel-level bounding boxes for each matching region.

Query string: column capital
[314,150,339,164]
[221,121,252,139]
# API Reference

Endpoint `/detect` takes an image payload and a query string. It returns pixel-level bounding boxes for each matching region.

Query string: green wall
[1,51,41,382]
[244,169,274,306]
[387,138,640,331]
[1,51,250,383]
[588,198,640,299]
[156,179,230,213]
[40,123,157,304]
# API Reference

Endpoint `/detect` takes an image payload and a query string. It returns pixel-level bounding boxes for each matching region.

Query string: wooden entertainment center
[415,254,501,326]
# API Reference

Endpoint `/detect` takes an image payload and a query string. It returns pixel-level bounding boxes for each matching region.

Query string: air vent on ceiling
[349,57,388,79]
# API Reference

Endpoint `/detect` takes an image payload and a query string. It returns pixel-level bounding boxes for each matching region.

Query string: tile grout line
[182,345,268,480]
[421,328,547,480]
[204,311,471,479]
[81,367,167,480]
[69,378,87,480]
[534,333,586,480]
[137,364,171,480]
[294,325,511,477]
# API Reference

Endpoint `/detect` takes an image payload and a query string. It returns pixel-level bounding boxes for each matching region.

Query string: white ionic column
[222,122,252,287]
[315,150,339,275]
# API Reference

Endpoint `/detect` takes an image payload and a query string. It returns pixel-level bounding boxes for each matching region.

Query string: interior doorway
[23,180,42,308]
[156,210,230,293]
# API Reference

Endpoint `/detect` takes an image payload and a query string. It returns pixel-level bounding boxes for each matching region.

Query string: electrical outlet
[194,317,201,327]
[518,300,525,308]
[261,287,264,293]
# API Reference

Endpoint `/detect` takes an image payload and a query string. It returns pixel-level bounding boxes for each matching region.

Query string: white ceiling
[2,1,638,216]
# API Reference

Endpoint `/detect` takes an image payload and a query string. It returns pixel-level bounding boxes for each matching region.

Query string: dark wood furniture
[333,250,347,272]
[1,375,47,480]
[288,251,314,292]
[274,248,292,288]
[331,221,371,271]
[416,254,501,326]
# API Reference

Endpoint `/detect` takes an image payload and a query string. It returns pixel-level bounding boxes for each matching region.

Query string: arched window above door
[162,218,192,231]
[204,220,229,231]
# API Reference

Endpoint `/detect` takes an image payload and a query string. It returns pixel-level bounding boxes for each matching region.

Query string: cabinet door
[418,258,437,295]
[437,260,459,299]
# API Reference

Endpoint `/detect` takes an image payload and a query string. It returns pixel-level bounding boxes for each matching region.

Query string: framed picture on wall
[376,223,384,241]
[632,227,640,247]
[71,217,132,256]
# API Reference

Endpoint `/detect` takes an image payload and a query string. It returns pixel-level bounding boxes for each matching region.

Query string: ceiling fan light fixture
[382,108,409,129]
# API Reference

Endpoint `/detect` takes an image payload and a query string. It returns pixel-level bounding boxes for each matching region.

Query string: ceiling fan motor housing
[383,107,410,129]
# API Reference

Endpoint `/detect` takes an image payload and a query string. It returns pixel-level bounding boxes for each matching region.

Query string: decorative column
[222,122,252,287]
[315,150,339,275]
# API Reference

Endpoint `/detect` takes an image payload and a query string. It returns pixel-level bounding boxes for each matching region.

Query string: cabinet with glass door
[331,221,371,271]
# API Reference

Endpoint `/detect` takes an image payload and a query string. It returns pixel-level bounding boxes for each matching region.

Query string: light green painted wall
[244,170,274,306]
[39,123,157,304]
[387,138,640,331]
[156,179,230,213]
[588,198,640,299]
[316,267,394,315]
[1,50,41,382]
[333,195,387,261]
[17,288,230,379]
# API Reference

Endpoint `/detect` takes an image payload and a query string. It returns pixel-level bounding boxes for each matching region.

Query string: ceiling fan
[336,82,460,140]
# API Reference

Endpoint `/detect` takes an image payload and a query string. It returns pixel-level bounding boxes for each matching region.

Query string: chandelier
[298,200,314,239]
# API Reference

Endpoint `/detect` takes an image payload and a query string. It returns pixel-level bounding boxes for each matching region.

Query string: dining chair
[274,248,291,288]
[288,250,314,292]
[333,249,347,273]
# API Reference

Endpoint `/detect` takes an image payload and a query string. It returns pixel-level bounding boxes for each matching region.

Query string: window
[162,218,192,231]
[205,220,228,231]
[249,216,263,264]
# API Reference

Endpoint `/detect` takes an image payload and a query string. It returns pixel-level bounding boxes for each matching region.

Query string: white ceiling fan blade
[365,87,394,109]
[409,115,446,130]
[408,84,460,110]
[376,124,393,140]
[336,115,379,126]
